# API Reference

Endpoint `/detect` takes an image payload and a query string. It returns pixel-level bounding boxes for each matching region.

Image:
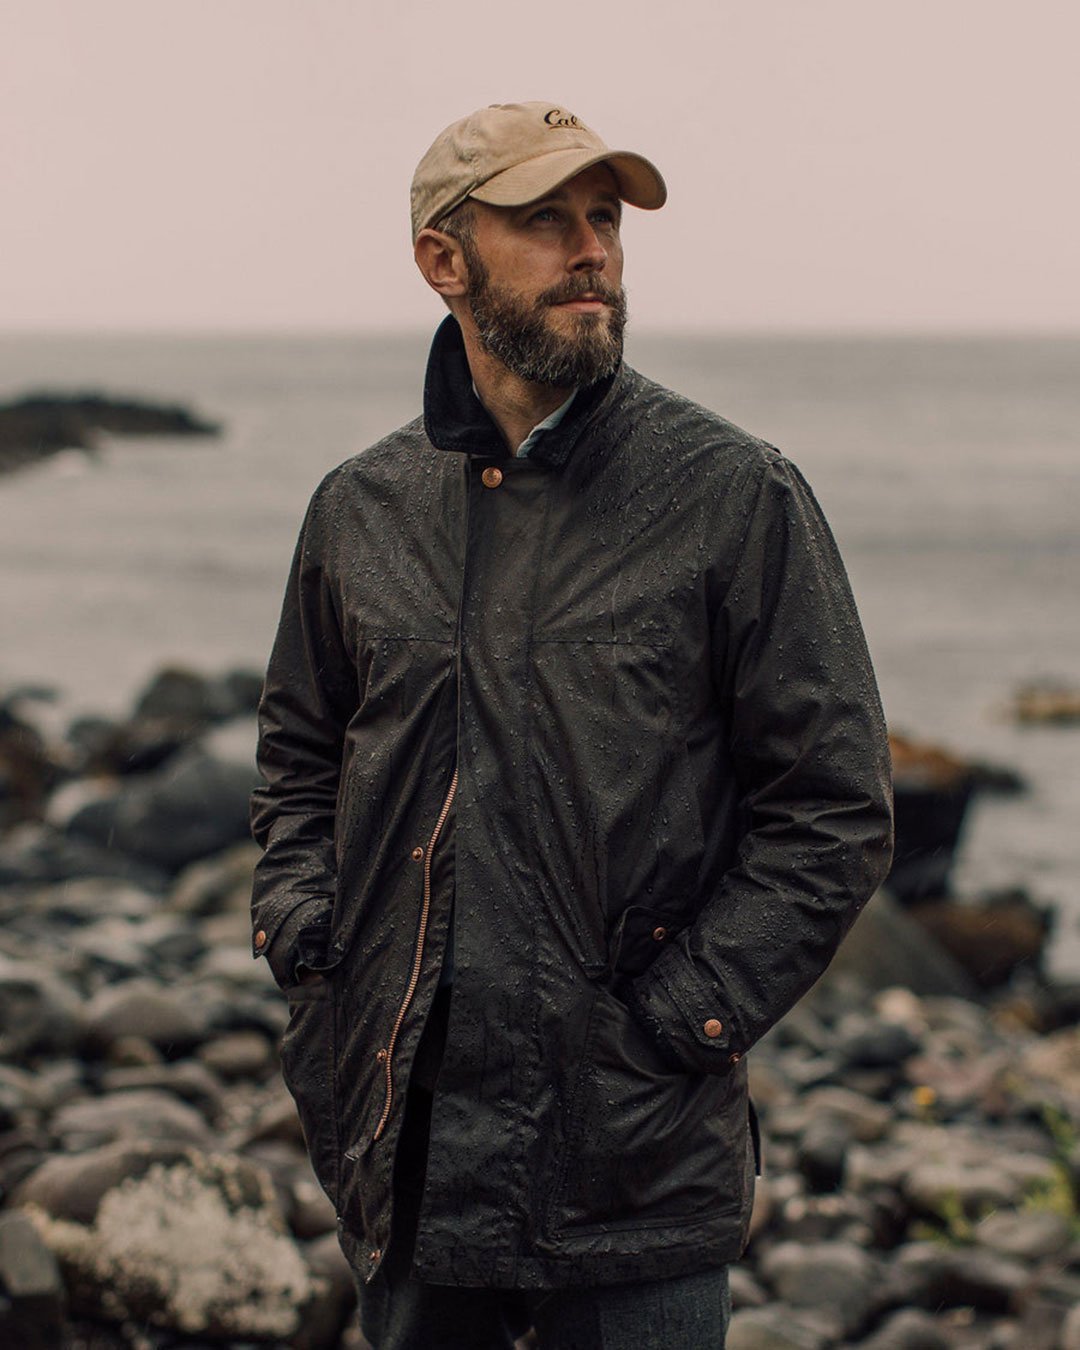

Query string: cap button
[254,930,267,950]
[481,465,503,489]
[703,1018,723,1039]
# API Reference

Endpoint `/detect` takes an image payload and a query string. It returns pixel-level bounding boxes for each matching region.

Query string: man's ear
[414,229,470,300]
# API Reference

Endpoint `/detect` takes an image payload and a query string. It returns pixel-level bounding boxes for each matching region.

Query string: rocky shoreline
[0,394,221,477]
[0,668,1077,1348]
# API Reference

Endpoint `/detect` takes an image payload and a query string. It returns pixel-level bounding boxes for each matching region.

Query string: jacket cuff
[258,897,331,988]
[630,946,743,1074]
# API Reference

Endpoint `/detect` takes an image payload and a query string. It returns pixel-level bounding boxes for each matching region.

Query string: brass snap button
[481,465,503,488]
[375,1048,388,1064]
[254,930,267,949]
[652,926,667,942]
[729,1052,742,1065]
[703,1018,724,1039]
[411,846,424,862]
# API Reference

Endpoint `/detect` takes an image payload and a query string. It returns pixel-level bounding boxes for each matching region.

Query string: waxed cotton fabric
[250,316,893,1289]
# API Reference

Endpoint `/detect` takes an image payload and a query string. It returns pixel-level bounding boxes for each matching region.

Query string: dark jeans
[356,1086,731,1350]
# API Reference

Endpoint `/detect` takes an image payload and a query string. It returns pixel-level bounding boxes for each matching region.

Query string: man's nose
[567,218,607,272]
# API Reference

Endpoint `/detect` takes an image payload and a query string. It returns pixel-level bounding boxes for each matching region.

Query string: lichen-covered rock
[26,1152,319,1341]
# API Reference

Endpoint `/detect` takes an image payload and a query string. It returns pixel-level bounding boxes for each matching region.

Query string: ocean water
[2,331,1078,975]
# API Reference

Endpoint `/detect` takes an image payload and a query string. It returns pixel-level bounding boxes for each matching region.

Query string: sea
[1,331,1078,976]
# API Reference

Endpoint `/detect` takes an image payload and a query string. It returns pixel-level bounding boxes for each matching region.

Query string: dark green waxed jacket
[250,316,893,1289]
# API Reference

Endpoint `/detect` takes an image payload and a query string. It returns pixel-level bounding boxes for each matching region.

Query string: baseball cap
[410,101,667,243]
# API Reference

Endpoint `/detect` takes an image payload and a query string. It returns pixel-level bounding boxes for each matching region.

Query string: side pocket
[278,974,340,1206]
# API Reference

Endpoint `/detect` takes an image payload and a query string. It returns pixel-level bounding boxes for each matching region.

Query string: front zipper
[371,766,458,1142]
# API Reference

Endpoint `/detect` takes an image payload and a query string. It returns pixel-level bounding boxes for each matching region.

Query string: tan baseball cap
[410,101,667,243]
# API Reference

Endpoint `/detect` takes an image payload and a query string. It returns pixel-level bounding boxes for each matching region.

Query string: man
[250,102,893,1349]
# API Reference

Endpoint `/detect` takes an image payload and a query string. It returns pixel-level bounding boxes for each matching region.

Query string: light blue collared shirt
[515,389,578,458]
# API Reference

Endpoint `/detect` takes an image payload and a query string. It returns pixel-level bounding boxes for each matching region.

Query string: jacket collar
[422,314,621,470]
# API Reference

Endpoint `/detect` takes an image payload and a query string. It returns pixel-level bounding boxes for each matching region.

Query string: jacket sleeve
[249,481,359,976]
[630,453,893,1073]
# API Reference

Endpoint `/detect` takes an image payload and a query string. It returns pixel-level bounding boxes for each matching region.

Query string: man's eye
[530,208,558,223]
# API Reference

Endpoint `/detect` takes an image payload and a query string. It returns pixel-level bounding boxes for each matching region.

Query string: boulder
[855,1307,951,1349]
[50,1090,212,1151]
[726,1304,835,1350]
[759,1240,881,1336]
[13,1141,193,1223]
[81,980,207,1054]
[26,1152,319,1341]
[0,955,82,1062]
[0,1209,65,1349]
[65,744,256,872]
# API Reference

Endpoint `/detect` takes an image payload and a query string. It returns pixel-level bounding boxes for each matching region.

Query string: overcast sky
[2,0,1077,332]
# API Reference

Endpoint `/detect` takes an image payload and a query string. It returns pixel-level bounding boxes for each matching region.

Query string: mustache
[537,274,623,307]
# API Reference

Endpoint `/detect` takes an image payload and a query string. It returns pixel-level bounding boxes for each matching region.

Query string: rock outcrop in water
[0,666,1077,1348]
[0,393,221,476]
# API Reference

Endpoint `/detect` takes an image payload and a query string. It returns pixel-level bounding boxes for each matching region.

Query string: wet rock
[167,840,259,918]
[0,1208,65,1349]
[26,1151,315,1340]
[13,1141,193,1223]
[910,893,1051,989]
[904,1160,1023,1217]
[65,744,256,873]
[882,1243,1030,1314]
[823,889,977,999]
[298,1231,359,1350]
[81,980,207,1054]
[759,1240,881,1336]
[835,1013,922,1070]
[795,1115,853,1193]
[196,1030,273,1080]
[0,821,168,890]
[729,1264,769,1310]
[0,954,82,1061]
[50,1089,212,1151]
[855,1307,952,1349]
[974,1208,1071,1261]
[1062,1304,1080,1350]
[98,1060,224,1120]
[726,1304,835,1349]
[769,1086,892,1144]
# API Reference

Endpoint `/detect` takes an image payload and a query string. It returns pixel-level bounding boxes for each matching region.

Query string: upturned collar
[422,315,621,470]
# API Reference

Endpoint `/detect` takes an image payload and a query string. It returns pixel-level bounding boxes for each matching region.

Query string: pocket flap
[609,903,687,975]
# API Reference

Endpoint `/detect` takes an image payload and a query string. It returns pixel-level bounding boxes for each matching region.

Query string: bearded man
[250,102,893,1349]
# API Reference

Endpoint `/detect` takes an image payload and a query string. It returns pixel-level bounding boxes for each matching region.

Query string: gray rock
[904,1161,1023,1217]
[974,1209,1071,1261]
[0,1209,65,1349]
[796,1114,853,1193]
[726,1304,835,1350]
[23,876,158,926]
[812,888,978,1000]
[0,954,82,1062]
[65,744,256,872]
[168,840,260,918]
[197,1031,273,1080]
[27,1152,317,1341]
[0,821,168,889]
[836,1013,922,1069]
[855,1307,952,1349]
[297,1231,359,1350]
[728,1265,769,1310]
[1061,1303,1080,1350]
[13,1140,193,1223]
[50,1089,212,1151]
[99,1060,224,1119]
[81,980,207,1052]
[759,1240,881,1336]
[882,1243,1030,1314]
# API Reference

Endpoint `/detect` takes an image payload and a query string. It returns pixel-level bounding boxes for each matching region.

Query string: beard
[462,240,627,388]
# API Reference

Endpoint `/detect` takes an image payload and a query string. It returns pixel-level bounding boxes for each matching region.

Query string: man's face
[460,164,627,388]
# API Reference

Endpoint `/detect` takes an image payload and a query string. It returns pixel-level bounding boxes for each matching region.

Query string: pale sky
[1,0,1077,332]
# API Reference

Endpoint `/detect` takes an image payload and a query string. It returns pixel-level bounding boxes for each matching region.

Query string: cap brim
[469,147,667,211]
